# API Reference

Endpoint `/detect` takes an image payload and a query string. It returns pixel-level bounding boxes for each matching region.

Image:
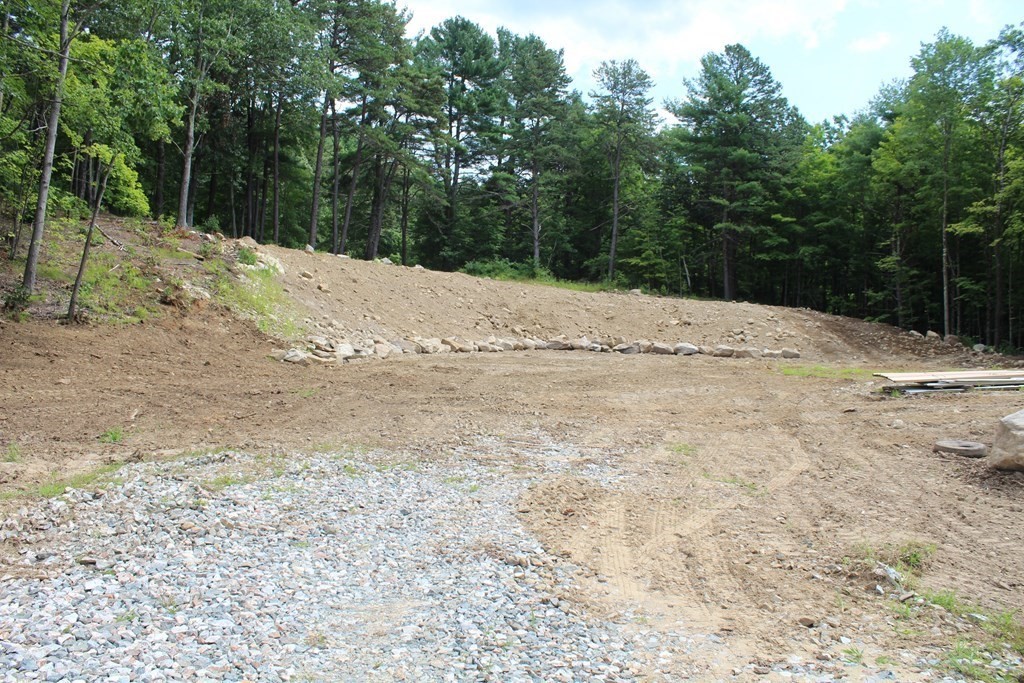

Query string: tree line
[2,1,1023,347]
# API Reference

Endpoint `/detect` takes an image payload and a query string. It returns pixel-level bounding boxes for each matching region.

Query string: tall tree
[668,44,803,300]
[905,29,990,335]
[591,58,656,280]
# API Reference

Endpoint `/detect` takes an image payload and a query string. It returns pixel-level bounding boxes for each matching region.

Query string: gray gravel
[0,449,700,682]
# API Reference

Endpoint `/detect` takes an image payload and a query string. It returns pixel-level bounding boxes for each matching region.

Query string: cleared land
[0,221,1021,680]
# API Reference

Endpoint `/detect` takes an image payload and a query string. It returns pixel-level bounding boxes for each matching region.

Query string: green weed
[99,427,125,444]
[3,443,21,463]
[669,443,697,457]
[202,474,252,491]
[237,246,258,266]
[780,365,875,379]
[841,646,864,664]
[209,260,301,339]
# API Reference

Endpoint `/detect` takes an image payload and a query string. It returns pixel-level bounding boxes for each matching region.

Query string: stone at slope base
[933,440,988,458]
[781,348,801,359]
[613,343,640,355]
[712,345,735,358]
[733,348,762,359]
[990,409,1024,471]
[282,349,309,365]
[651,342,675,355]
[674,343,699,356]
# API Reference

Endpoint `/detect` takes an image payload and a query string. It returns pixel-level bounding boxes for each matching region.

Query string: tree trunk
[23,0,71,292]
[272,93,283,245]
[308,94,331,250]
[340,95,368,256]
[176,88,199,228]
[68,159,113,321]
[607,142,621,281]
[364,157,399,261]
[941,132,952,336]
[154,139,165,218]
[330,101,341,253]
[531,165,541,267]
[400,167,410,266]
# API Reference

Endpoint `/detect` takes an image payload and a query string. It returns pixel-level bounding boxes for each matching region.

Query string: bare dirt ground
[1,222,1022,679]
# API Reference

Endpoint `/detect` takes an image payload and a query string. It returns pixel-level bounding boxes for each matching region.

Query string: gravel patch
[0,449,699,682]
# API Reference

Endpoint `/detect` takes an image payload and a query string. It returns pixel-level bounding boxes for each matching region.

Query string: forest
[2,1,1024,347]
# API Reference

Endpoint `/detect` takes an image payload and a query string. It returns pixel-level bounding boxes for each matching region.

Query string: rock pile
[272,333,801,366]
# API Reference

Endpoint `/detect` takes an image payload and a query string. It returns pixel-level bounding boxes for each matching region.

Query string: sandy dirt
[1,226,1022,678]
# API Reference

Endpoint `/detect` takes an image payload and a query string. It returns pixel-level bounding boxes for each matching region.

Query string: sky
[399,0,1021,124]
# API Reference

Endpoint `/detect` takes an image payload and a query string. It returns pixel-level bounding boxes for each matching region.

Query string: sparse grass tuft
[669,443,697,457]
[99,427,125,444]
[237,246,258,266]
[3,443,22,463]
[780,365,875,379]
[208,259,301,339]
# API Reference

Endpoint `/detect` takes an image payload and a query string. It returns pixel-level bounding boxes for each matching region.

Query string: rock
[734,347,762,359]
[933,440,988,458]
[781,348,801,359]
[926,330,941,340]
[282,349,309,366]
[990,409,1024,471]
[334,343,356,360]
[520,338,537,351]
[393,339,422,354]
[237,236,259,249]
[380,257,394,265]
[546,337,572,351]
[762,349,782,359]
[944,334,960,345]
[674,343,699,356]
[638,340,654,353]
[317,283,331,294]
[973,343,988,353]
[698,346,714,355]
[308,336,334,352]
[299,270,314,280]
[442,338,473,353]
[609,336,628,347]
[629,289,643,296]
[909,330,924,339]
[613,343,640,355]
[798,617,817,628]
[476,342,500,352]
[304,245,315,254]
[570,337,591,351]
[495,339,515,351]
[651,342,675,355]
[413,264,424,270]
[373,343,393,359]
[712,345,735,358]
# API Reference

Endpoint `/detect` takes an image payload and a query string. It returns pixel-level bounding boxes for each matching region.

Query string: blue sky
[400,0,1021,124]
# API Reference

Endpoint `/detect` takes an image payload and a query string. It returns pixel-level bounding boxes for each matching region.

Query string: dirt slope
[264,243,977,367]
[1,227,1021,679]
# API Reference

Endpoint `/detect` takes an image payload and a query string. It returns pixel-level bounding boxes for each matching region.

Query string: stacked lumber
[875,370,1024,393]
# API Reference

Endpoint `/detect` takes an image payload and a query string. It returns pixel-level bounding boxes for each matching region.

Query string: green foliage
[99,427,125,444]
[237,246,258,266]
[208,260,300,338]
[3,444,21,463]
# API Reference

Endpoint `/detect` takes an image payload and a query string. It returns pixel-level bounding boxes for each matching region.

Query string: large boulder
[990,409,1024,471]
[674,343,699,356]
[651,342,675,355]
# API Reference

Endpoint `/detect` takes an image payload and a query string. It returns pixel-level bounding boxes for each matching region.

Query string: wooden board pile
[875,370,1024,394]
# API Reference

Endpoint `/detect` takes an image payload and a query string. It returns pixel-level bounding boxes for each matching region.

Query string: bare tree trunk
[23,0,71,292]
[154,139,165,218]
[68,159,113,321]
[330,101,341,253]
[607,142,621,281]
[340,95,368,256]
[400,167,410,266]
[941,133,952,336]
[308,94,331,250]
[531,167,541,267]
[176,88,199,228]
[272,93,283,245]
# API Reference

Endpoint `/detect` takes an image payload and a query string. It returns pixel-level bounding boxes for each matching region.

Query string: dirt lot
[1,225,1022,678]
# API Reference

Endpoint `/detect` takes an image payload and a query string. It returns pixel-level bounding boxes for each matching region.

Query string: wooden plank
[875,370,1024,383]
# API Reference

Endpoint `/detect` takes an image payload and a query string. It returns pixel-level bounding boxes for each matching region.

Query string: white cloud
[849,31,893,53]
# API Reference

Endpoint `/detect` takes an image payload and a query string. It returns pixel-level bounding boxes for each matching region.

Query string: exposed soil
[1,221,1022,678]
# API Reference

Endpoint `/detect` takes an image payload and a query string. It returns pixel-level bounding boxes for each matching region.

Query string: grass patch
[237,246,258,266]
[208,259,301,339]
[459,259,620,293]
[780,365,876,380]
[0,462,127,500]
[202,474,253,491]
[3,443,21,463]
[99,427,125,444]
[669,443,697,457]
[703,472,760,493]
